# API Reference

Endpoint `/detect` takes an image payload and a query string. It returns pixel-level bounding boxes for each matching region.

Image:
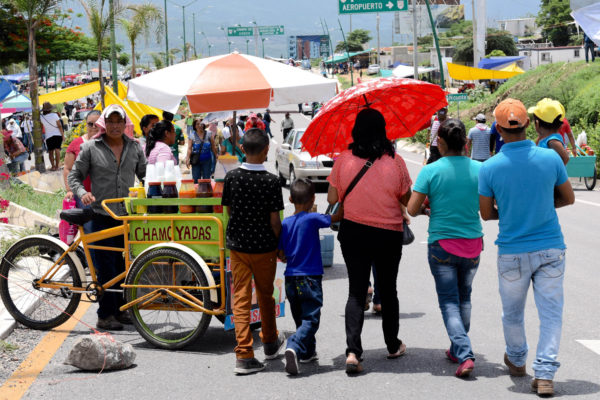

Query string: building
[497,18,540,38]
[519,46,586,69]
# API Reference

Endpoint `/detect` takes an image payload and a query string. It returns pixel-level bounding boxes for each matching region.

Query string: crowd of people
[7,88,573,396]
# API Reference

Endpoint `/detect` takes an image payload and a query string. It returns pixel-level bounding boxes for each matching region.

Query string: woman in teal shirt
[407,119,483,378]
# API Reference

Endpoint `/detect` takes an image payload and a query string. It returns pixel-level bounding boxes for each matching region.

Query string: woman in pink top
[327,108,412,374]
[145,120,177,165]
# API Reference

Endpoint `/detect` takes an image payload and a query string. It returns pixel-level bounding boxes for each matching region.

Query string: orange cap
[494,98,529,129]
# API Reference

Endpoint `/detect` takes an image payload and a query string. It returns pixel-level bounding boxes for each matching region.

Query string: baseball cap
[527,98,565,124]
[102,104,126,120]
[494,98,529,129]
[474,113,486,122]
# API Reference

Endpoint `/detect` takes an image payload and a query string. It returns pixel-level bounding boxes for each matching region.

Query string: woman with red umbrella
[327,108,413,374]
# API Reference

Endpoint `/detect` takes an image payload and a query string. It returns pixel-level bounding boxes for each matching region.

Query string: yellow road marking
[0,302,92,400]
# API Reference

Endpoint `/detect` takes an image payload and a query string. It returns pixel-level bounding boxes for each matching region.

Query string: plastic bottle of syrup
[147,182,163,214]
[162,181,179,214]
[196,179,213,213]
[179,179,196,213]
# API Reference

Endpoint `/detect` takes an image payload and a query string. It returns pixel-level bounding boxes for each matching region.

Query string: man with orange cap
[478,98,575,397]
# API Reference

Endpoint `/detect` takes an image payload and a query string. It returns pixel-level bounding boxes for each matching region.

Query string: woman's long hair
[437,119,466,153]
[348,108,395,159]
[145,120,173,158]
[193,119,206,139]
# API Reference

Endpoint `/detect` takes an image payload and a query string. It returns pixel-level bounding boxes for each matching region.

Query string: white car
[367,64,380,75]
[275,129,334,185]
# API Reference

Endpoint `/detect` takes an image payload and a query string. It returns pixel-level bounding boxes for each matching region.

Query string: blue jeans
[428,242,479,363]
[191,158,211,182]
[498,248,565,380]
[186,125,193,136]
[585,43,595,62]
[285,275,323,360]
[7,152,28,173]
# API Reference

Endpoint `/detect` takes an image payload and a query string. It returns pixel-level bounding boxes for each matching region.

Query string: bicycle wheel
[584,165,597,190]
[0,237,82,330]
[125,248,213,350]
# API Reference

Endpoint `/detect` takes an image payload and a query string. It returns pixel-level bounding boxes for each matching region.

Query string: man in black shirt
[221,128,285,374]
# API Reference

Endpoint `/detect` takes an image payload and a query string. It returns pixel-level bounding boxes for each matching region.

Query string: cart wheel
[585,165,597,190]
[125,248,213,350]
[0,237,82,330]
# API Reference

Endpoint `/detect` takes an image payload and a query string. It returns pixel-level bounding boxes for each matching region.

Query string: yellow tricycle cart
[0,195,286,350]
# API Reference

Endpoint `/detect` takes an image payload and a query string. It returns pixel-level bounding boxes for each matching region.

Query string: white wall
[519,47,585,69]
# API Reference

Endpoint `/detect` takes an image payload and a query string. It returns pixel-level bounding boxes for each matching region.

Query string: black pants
[90,214,125,319]
[427,145,441,164]
[283,128,292,140]
[338,219,403,358]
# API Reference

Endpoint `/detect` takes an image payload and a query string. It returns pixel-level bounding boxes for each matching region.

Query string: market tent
[500,63,525,73]
[571,2,600,46]
[447,63,523,81]
[324,50,372,64]
[38,81,100,105]
[0,79,14,102]
[0,90,32,112]
[392,64,437,78]
[0,73,29,83]
[94,87,144,136]
[477,56,525,70]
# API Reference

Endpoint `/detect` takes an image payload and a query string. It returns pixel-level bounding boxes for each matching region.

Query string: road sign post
[339,0,408,14]
[228,25,284,37]
[446,93,469,118]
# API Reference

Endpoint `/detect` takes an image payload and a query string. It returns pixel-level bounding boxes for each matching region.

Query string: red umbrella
[302,77,448,157]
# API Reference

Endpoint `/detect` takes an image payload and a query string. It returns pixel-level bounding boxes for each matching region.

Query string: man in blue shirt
[277,178,342,375]
[584,32,596,63]
[489,121,504,155]
[478,98,574,396]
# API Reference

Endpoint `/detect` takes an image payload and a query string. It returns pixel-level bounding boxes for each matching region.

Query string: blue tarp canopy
[0,90,32,112]
[0,72,29,83]
[0,79,15,102]
[324,50,371,64]
[477,56,525,70]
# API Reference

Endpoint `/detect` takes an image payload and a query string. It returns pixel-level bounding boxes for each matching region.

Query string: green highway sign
[339,0,408,14]
[258,25,284,36]
[227,27,254,37]
[228,25,284,37]
[447,93,469,102]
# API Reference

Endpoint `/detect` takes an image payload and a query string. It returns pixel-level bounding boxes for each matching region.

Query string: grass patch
[0,182,65,219]
[0,340,19,352]
[336,74,352,90]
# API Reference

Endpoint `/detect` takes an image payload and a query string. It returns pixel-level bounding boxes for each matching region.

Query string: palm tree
[149,52,164,70]
[80,0,110,109]
[10,0,61,172]
[119,2,163,79]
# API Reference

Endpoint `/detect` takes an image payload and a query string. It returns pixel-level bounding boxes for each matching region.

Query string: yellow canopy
[38,81,100,105]
[447,63,523,81]
[499,63,525,73]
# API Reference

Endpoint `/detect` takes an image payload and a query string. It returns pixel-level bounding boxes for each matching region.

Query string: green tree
[454,32,517,63]
[149,52,164,70]
[335,28,372,53]
[486,49,506,58]
[119,2,163,79]
[537,0,574,46]
[117,52,129,67]
[8,0,61,173]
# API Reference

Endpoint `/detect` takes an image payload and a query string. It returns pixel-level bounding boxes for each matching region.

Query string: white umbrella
[127,52,338,114]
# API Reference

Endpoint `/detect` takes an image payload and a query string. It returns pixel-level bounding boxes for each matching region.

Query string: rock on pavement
[64,334,136,371]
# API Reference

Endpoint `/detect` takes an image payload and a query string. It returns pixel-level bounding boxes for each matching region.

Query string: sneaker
[285,348,299,375]
[299,352,319,364]
[264,332,285,360]
[504,353,526,377]
[115,312,133,325]
[455,359,474,377]
[531,378,554,396]
[446,349,459,363]
[96,315,123,331]
[234,357,265,375]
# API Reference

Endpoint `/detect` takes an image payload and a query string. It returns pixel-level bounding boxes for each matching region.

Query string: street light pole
[171,0,198,62]
[109,0,118,92]
[251,20,258,57]
[193,13,196,58]
[261,36,267,58]
[246,39,249,54]
[164,0,169,66]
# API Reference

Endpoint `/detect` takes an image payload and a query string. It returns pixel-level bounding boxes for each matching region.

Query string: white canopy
[392,65,437,78]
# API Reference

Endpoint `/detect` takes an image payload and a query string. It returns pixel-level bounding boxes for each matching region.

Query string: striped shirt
[468,123,492,161]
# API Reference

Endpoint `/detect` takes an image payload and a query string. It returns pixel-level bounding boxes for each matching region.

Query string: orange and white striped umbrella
[127,52,338,114]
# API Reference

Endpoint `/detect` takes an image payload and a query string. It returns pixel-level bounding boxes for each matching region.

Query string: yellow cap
[527,98,565,124]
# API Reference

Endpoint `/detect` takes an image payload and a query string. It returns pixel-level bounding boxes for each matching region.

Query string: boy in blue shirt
[278,178,342,375]
[529,98,570,165]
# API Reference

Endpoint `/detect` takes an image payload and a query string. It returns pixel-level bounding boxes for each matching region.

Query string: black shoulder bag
[325,156,376,231]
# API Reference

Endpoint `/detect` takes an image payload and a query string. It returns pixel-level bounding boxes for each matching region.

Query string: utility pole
[472,0,477,66]
[193,13,197,58]
[182,6,187,61]
[251,20,259,57]
[164,0,169,66]
[412,0,418,79]
[338,19,353,87]
[109,0,118,92]
[376,13,381,67]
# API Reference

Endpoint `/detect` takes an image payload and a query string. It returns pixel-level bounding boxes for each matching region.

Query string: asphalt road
[9,109,600,399]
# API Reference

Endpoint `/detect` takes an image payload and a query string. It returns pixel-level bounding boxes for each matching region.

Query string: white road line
[577,340,600,355]
[575,199,600,208]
